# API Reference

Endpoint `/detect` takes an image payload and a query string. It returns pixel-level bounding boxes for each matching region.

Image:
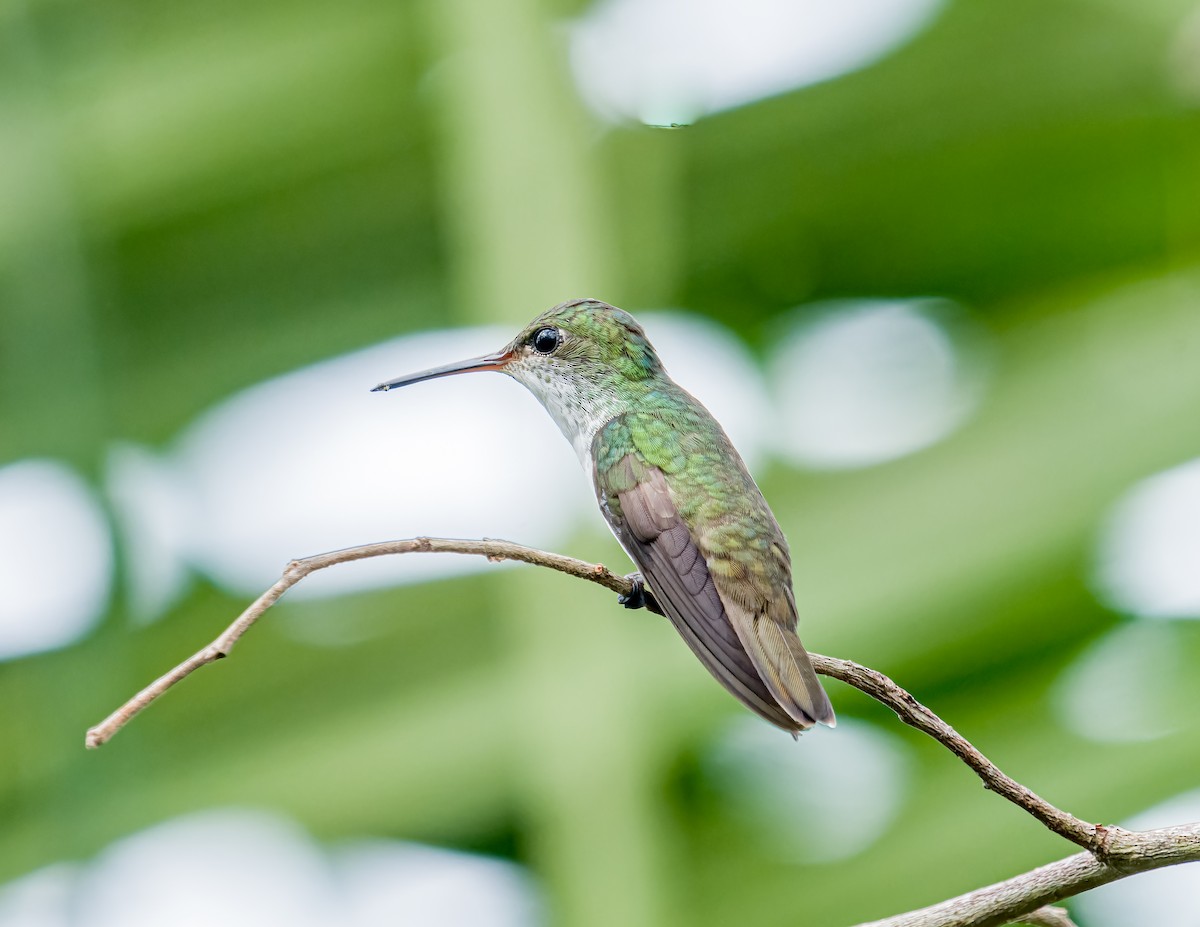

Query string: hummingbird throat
[508,362,625,467]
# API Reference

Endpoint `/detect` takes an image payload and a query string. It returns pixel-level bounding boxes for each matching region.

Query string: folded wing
[601,453,831,732]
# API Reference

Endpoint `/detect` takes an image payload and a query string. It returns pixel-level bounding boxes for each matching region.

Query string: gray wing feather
[611,466,805,732]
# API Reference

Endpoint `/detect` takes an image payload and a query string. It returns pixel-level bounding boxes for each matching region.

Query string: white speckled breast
[508,362,623,470]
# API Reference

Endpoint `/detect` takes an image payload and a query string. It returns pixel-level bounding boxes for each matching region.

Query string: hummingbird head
[503,298,665,387]
[372,298,663,390]
[372,298,667,456]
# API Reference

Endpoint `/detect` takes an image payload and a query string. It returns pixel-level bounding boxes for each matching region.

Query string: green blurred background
[3,0,1200,924]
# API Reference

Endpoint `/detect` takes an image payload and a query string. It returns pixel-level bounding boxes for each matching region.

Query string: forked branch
[83,537,1200,927]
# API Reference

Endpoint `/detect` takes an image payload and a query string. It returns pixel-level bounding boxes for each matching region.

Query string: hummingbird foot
[618,572,665,616]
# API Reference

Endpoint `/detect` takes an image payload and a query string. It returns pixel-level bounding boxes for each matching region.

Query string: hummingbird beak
[370,349,513,393]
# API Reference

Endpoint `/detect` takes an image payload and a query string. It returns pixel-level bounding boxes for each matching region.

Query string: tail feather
[726,602,835,729]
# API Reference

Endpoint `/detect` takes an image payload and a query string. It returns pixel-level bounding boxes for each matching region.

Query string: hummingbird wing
[598,449,829,733]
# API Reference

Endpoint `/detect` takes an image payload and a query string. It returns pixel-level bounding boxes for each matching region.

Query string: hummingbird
[372,298,835,734]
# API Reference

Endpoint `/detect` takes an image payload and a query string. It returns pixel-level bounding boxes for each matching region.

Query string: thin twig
[85,537,627,749]
[807,657,1098,851]
[1015,906,1078,927]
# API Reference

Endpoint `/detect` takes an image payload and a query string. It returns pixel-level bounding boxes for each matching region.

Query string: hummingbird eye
[531,327,561,354]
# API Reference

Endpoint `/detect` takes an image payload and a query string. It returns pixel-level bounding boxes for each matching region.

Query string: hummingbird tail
[727,604,836,730]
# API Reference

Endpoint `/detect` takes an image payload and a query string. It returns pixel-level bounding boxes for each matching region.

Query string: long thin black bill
[370,351,510,392]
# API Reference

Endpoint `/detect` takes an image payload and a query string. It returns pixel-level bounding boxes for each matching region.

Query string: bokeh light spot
[0,808,542,927]
[105,442,193,623]
[0,863,77,927]
[1168,4,1200,105]
[170,328,585,598]
[1093,458,1200,619]
[332,840,542,927]
[768,299,985,469]
[1051,622,1184,743]
[703,717,911,863]
[0,459,113,661]
[569,0,945,125]
[82,810,333,927]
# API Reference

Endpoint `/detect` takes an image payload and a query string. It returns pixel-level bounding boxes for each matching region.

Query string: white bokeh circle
[1093,458,1200,620]
[0,459,113,660]
[0,808,542,927]
[767,299,984,469]
[703,716,911,863]
[569,0,946,124]
[1051,622,1184,743]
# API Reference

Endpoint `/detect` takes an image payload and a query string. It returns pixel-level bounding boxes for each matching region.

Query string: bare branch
[807,657,1097,851]
[85,537,629,749]
[83,536,1200,927]
[851,823,1200,927]
[80,538,1089,844]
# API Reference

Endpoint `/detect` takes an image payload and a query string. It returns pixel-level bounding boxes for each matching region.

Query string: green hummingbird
[372,298,835,734]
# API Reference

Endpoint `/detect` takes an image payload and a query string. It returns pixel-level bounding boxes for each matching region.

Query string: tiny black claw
[618,572,664,616]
